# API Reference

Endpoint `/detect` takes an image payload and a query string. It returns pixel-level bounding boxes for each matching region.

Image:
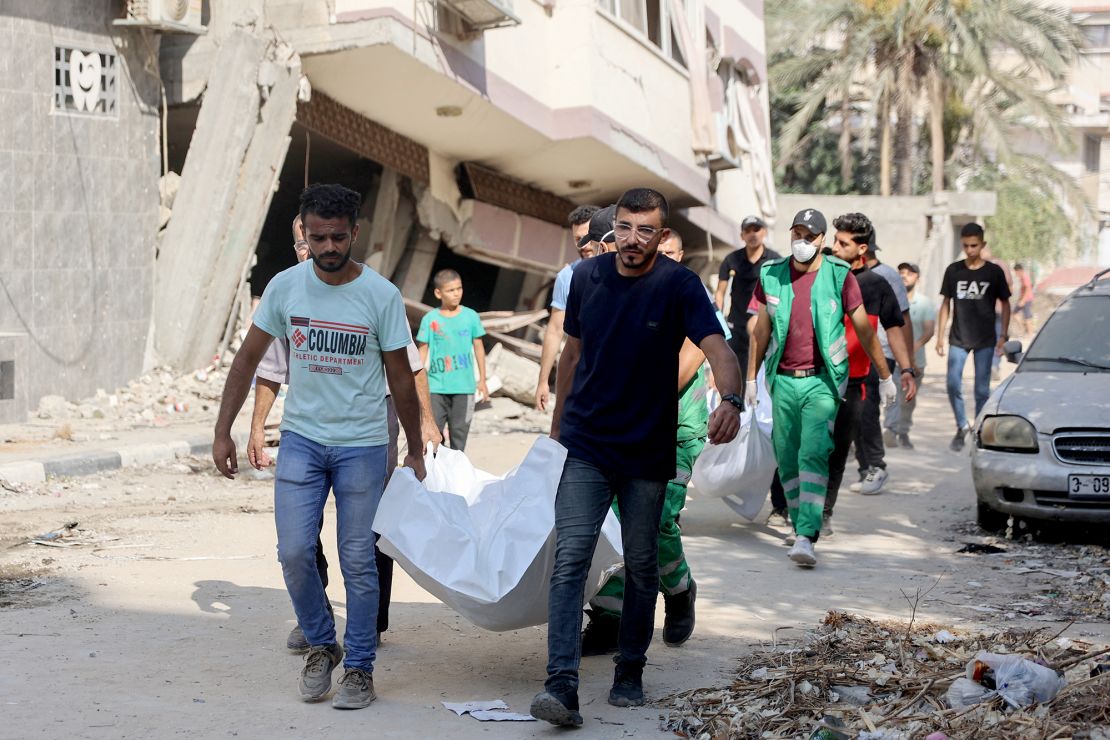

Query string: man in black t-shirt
[714,215,781,388]
[530,188,743,728]
[827,214,915,529]
[936,223,1012,451]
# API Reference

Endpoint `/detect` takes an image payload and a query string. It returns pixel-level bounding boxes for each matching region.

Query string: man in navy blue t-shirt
[530,188,744,727]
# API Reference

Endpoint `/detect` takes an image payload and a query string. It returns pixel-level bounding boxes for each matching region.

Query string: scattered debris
[442,700,535,722]
[659,610,1110,739]
[957,543,1007,554]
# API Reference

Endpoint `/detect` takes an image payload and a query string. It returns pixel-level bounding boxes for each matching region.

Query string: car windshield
[1021,294,1110,372]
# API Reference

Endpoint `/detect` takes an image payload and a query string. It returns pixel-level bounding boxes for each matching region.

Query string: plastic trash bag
[947,652,1066,709]
[969,651,1066,708]
[945,677,992,709]
[691,371,776,520]
[372,436,623,632]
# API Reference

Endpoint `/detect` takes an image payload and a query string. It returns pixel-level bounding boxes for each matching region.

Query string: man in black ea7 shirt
[530,188,743,728]
[936,223,1012,451]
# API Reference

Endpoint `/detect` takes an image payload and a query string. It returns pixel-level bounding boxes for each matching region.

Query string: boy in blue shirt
[417,269,489,451]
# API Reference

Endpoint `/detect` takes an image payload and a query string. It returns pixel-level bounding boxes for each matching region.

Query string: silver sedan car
[971,269,1110,530]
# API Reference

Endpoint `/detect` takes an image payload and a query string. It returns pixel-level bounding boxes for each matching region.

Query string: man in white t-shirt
[246,215,441,655]
[214,184,425,711]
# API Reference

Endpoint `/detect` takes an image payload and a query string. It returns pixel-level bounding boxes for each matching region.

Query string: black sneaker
[332,668,375,709]
[530,684,582,727]
[287,624,309,654]
[580,609,620,656]
[298,643,343,701]
[897,433,914,450]
[662,580,696,646]
[608,658,645,707]
[950,425,969,452]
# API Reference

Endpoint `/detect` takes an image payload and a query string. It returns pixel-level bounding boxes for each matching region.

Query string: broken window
[596,0,689,68]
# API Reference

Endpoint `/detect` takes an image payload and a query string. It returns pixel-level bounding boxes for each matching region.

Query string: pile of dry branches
[660,611,1110,739]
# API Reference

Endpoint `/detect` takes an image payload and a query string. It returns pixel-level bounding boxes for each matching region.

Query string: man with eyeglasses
[747,209,906,568]
[579,231,728,658]
[715,216,781,389]
[535,205,602,411]
[531,188,743,727]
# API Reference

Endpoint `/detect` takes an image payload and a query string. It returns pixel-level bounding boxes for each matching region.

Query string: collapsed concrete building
[1,0,775,421]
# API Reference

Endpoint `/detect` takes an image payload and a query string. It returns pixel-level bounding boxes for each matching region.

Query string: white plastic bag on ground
[967,651,1066,708]
[373,437,623,632]
[691,371,776,520]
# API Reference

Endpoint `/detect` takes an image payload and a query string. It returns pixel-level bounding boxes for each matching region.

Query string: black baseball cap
[741,215,766,230]
[897,262,919,274]
[577,204,617,248]
[790,208,827,236]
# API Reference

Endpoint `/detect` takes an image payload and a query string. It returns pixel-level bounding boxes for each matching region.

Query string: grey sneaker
[788,536,817,567]
[298,643,343,701]
[883,429,899,448]
[848,474,866,493]
[287,624,309,654]
[897,433,914,450]
[332,668,376,709]
[821,514,833,537]
[783,531,797,546]
[859,467,888,495]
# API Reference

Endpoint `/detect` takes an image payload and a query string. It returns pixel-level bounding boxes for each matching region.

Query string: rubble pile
[34,364,229,429]
[660,611,1110,739]
[949,523,1110,623]
[471,397,549,436]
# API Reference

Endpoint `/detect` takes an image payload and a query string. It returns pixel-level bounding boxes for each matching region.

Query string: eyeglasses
[613,222,663,243]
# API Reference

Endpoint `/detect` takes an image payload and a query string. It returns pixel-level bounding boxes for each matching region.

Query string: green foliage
[967,166,1069,263]
[770,84,878,195]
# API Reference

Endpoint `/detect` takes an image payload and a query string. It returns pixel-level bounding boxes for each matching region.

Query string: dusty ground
[1,375,1108,739]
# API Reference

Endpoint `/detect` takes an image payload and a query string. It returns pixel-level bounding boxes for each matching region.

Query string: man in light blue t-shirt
[213,184,425,711]
[535,204,608,412]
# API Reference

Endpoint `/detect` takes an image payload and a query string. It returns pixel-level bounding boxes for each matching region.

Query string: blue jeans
[274,431,388,671]
[946,346,994,430]
[546,457,666,693]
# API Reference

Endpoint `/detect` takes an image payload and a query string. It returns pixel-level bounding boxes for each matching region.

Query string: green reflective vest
[759,255,851,399]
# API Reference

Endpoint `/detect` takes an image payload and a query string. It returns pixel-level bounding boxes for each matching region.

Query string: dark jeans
[827,382,864,517]
[855,358,895,476]
[546,457,667,693]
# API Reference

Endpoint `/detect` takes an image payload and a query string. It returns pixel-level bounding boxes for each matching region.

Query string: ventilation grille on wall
[54,45,118,117]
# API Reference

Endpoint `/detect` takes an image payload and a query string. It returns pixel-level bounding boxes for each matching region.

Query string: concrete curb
[0,431,250,485]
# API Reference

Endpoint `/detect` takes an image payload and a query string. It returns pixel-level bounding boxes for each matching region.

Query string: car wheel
[976,501,1008,533]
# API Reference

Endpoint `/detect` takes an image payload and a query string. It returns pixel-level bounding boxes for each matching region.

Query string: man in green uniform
[748,209,909,567]
[581,233,725,652]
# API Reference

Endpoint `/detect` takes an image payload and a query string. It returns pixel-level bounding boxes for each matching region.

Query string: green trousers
[770,374,838,539]
[590,437,704,617]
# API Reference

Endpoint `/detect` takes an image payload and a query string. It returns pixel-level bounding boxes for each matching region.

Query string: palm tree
[770,0,1084,196]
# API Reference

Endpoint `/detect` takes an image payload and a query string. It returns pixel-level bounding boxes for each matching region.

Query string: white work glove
[879,374,897,407]
[744,379,759,409]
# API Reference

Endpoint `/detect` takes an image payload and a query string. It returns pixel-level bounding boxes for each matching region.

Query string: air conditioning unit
[439,0,521,31]
[116,0,206,33]
[708,109,742,172]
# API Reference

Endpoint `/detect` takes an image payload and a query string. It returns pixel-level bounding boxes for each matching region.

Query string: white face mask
[791,238,818,263]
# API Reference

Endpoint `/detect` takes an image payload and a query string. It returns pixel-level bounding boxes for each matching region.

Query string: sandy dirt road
[1,379,1107,738]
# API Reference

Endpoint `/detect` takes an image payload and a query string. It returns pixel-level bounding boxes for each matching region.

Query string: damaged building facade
[1,0,774,420]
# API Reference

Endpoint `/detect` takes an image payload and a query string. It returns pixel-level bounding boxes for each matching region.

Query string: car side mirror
[1003,339,1023,364]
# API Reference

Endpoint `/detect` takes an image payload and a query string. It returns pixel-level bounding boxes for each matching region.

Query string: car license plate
[1068,474,1110,497]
